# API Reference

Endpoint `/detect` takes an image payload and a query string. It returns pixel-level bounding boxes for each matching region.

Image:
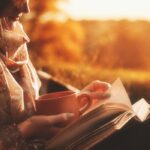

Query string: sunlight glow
[60,0,150,20]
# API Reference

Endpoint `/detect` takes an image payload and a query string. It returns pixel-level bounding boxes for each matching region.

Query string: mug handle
[77,92,92,115]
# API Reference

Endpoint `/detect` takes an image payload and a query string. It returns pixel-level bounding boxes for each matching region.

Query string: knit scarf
[0,18,41,124]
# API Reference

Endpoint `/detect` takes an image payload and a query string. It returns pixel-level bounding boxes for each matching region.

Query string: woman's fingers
[83,80,111,92]
[37,126,62,139]
[81,80,111,103]
[90,91,110,100]
[92,81,111,92]
[47,113,74,125]
[18,113,74,138]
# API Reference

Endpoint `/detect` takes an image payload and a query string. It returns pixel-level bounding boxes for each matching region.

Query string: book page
[46,104,126,150]
[132,98,150,122]
[67,111,134,150]
[46,79,134,150]
[106,78,132,108]
[85,78,132,114]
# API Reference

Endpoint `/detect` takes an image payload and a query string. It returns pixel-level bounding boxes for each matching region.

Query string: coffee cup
[35,90,92,126]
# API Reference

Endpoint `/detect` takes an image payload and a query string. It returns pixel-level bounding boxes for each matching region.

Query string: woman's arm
[0,113,73,150]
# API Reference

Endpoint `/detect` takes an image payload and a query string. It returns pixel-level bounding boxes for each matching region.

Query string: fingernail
[103,92,111,98]
[66,113,74,119]
[107,83,111,88]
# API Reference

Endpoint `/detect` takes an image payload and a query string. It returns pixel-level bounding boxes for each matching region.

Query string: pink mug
[35,90,92,126]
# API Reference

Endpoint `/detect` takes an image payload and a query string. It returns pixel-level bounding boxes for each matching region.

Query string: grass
[43,60,150,103]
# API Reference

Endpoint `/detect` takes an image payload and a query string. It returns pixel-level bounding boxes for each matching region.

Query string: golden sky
[60,0,150,20]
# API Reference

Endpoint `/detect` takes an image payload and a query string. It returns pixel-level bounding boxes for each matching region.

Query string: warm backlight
[60,0,150,20]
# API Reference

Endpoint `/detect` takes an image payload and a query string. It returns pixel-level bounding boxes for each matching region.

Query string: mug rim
[36,90,77,101]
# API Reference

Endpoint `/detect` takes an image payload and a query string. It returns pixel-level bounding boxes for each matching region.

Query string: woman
[0,0,110,149]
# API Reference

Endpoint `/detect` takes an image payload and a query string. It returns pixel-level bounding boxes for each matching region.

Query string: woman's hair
[0,0,12,11]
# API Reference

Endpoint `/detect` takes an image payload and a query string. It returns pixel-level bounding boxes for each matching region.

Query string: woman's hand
[18,113,74,139]
[83,80,111,95]
[82,80,111,105]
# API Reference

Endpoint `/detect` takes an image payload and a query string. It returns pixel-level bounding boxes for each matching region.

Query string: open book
[46,79,150,150]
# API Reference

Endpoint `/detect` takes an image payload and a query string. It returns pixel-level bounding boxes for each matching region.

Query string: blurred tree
[22,0,84,71]
[81,20,150,70]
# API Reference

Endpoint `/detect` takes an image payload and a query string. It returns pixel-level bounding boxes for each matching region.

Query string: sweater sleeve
[0,124,23,150]
[0,124,45,150]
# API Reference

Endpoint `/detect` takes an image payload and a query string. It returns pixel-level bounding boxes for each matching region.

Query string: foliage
[81,20,150,70]
[23,0,84,70]
[22,1,150,101]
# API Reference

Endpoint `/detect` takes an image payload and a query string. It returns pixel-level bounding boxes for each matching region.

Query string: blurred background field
[22,0,150,103]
